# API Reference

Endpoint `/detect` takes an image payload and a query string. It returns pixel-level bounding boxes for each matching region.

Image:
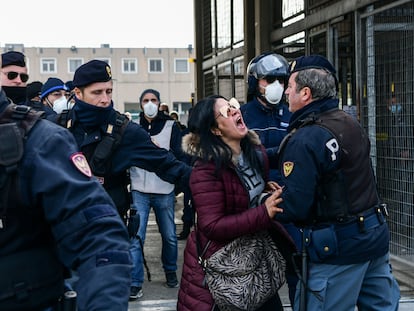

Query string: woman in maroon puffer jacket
[177,95,297,311]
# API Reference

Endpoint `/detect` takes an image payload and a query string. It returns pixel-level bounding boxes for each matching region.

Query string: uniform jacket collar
[288,97,339,131]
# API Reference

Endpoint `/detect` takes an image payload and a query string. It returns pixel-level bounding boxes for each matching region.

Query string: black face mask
[2,86,27,104]
[73,97,114,130]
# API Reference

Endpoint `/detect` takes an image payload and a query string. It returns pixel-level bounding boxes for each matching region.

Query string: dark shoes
[129,286,143,300]
[165,271,179,288]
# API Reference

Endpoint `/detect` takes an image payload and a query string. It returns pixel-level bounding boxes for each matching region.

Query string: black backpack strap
[0,104,43,228]
[89,112,129,175]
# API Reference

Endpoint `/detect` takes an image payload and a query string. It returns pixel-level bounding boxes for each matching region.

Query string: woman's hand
[264,181,281,193]
[264,186,284,218]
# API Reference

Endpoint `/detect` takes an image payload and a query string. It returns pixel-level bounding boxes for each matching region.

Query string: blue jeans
[294,252,400,311]
[130,190,177,287]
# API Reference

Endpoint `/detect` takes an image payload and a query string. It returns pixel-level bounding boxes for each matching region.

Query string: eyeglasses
[2,71,29,83]
[215,98,240,119]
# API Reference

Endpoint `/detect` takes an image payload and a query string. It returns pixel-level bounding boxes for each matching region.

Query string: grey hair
[294,68,337,100]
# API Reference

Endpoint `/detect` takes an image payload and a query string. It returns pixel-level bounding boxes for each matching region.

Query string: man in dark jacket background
[56,60,191,222]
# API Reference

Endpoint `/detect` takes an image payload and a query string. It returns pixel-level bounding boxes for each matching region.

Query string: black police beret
[27,81,43,99]
[40,77,67,100]
[290,54,336,75]
[1,51,26,68]
[73,60,112,87]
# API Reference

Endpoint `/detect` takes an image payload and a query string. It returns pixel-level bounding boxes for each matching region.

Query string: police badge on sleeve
[70,152,92,177]
[283,161,294,177]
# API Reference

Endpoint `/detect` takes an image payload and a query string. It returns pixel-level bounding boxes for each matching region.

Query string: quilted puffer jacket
[177,131,297,311]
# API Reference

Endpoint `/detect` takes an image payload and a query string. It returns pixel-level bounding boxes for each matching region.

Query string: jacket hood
[182,129,262,159]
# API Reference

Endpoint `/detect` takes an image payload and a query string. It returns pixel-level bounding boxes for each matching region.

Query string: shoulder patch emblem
[71,152,92,177]
[283,161,294,177]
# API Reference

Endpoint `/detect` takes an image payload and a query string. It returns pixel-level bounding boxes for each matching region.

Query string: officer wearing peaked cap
[0,61,132,309]
[56,60,191,225]
[274,55,400,310]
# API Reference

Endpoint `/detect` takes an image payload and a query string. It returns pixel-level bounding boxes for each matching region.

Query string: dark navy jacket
[0,90,132,310]
[276,97,389,264]
[66,107,191,189]
[241,97,291,183]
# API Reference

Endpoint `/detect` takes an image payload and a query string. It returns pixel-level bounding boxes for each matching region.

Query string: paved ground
[128,194,414,310]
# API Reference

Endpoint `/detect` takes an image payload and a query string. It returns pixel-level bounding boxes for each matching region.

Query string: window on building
[175,58,189,73]
[41,58,57,74]
[149,58,163,73]
[96,58,111,65]
[68,58,83,73]
[122,58,137,73]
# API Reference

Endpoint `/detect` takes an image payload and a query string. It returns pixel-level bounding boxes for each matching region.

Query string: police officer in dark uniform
[0,83,132,309]
[1,51,29,105]
[275,55,400,311]
[241,51,291,182]
[58,60,191,222]
[241,52,300,307]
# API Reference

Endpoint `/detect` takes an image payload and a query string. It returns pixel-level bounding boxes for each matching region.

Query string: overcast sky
[1,0,194,49]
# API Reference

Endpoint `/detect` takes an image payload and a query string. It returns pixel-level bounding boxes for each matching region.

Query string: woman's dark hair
[188,95,264,175]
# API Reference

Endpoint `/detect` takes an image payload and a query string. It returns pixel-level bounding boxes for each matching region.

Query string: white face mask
[143,101,159,118]
[53,96,68,113]
[262,80,284,105]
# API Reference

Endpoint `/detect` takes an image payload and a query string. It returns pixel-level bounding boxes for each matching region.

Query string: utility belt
[334,204,388,239]
[304,204,388,263]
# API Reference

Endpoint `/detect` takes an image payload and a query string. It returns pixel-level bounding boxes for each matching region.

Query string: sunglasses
[215,97,240,119]
[2,71,29,83]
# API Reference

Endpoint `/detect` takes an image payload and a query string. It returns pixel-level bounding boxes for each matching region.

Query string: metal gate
[359,0,414,261]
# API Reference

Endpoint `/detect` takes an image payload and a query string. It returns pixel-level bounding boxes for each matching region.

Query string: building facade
[1,44,196,123]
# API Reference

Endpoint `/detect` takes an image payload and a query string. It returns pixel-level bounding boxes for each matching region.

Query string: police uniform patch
[283,161,294,177]
[71,152,92,177]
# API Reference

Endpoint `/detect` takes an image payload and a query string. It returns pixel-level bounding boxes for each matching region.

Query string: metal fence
[360,0,414,260]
